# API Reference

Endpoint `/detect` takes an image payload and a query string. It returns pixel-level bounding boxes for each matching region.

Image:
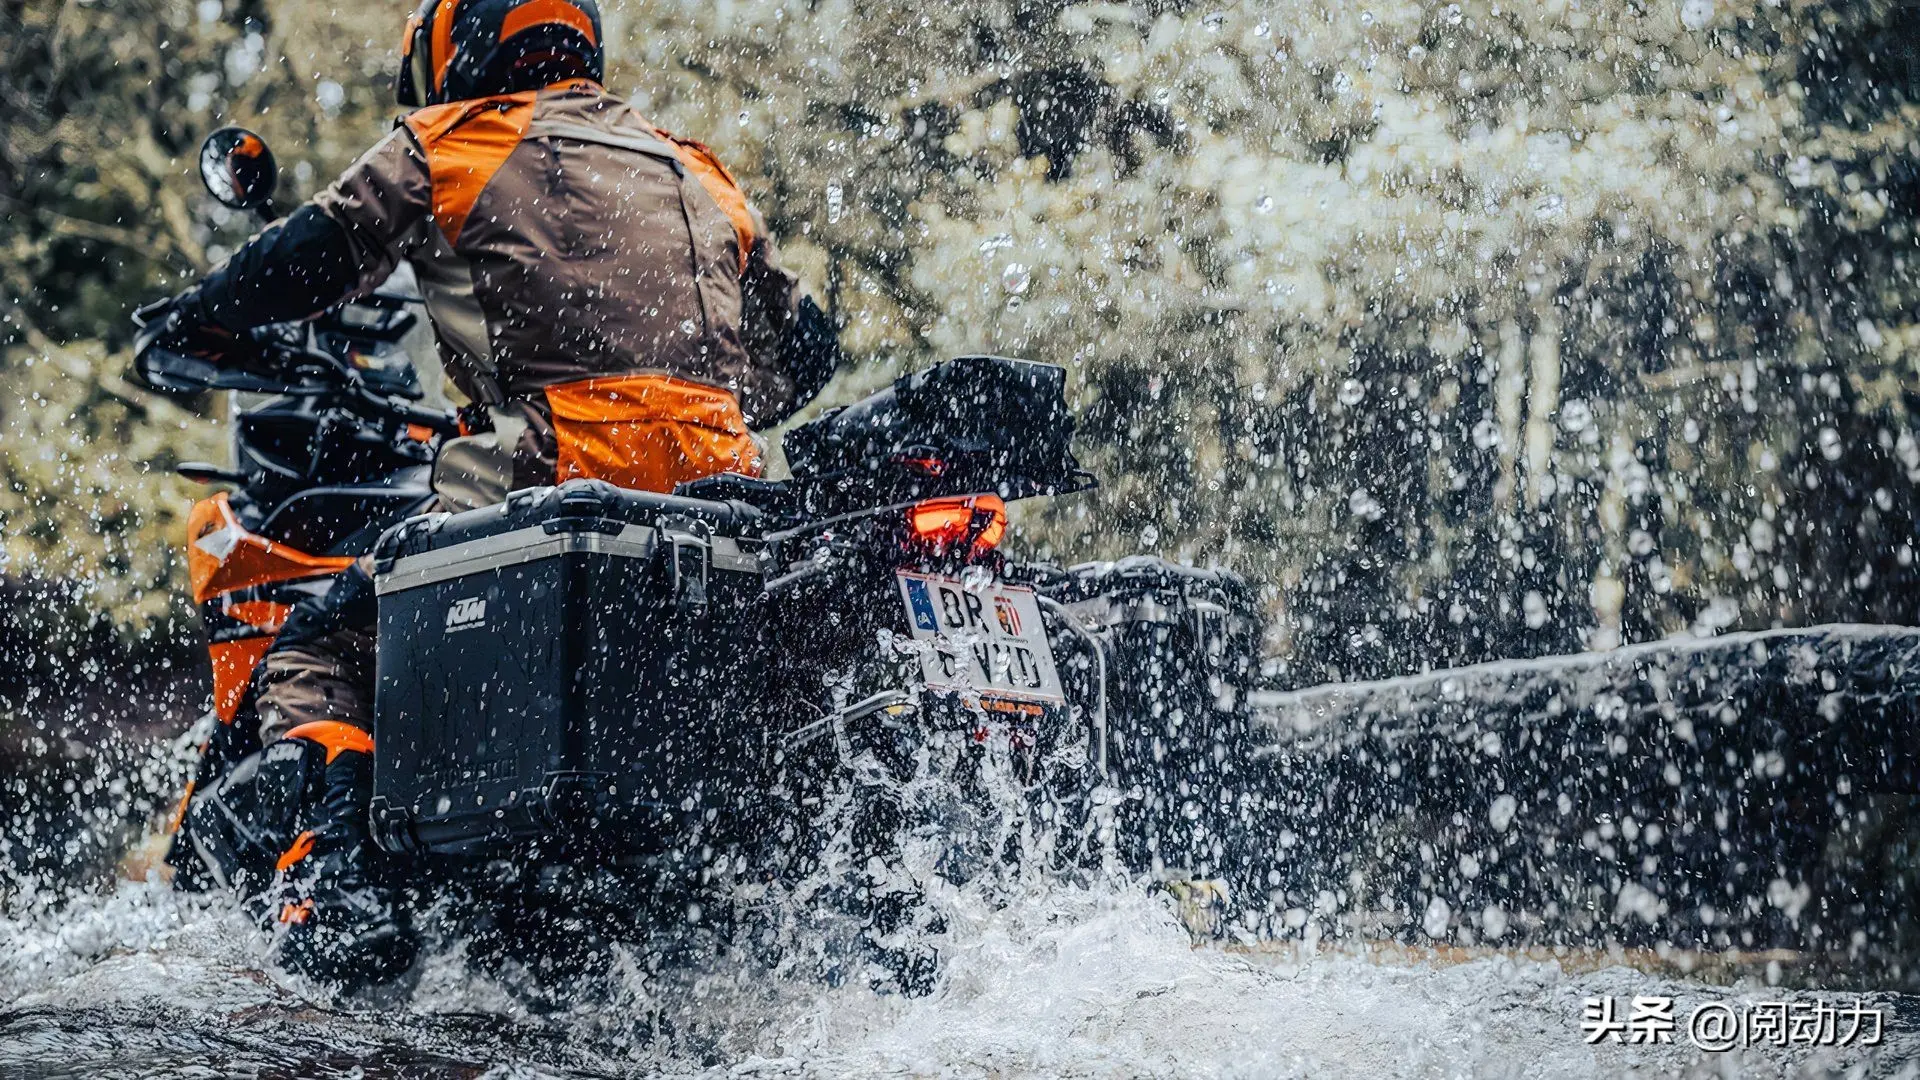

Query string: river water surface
[3,869,1916,1078]
[4,636,1917,1078]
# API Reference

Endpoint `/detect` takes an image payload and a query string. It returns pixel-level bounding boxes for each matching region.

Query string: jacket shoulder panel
[657,131,758,274]
[403,92,540,244]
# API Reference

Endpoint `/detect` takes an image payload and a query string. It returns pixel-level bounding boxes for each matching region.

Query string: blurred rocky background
[2,0,1917,720]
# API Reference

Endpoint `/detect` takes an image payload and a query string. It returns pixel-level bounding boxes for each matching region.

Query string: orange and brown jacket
[309,79,831,505]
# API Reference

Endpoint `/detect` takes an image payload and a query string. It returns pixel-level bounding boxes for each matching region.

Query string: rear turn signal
[908,494,1007,556]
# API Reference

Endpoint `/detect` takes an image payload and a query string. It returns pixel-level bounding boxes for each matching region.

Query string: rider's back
[321,79,787,412]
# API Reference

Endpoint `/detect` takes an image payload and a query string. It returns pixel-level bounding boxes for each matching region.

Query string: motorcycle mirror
[198,127,279,215]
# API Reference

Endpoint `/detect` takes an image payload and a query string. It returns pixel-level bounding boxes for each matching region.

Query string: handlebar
[340,376,460,436]
[135,336,457,437]
[275,340,459,436]
[133,296,457,436]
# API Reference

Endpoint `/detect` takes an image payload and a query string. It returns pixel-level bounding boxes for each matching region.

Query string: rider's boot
[267,721,418,986]
[181,725,320,895]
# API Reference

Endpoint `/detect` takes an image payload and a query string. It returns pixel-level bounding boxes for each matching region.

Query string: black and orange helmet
[396,0,604,108]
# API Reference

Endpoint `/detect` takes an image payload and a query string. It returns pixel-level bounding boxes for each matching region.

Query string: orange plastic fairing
[209,636,275,723]
[166,779,197,835]
[276,830,316,872]
[909,494,1007,555]
[224,599,291,631]
[186,494,353,605]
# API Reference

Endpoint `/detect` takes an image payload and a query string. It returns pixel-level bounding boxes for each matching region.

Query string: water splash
[4,691,1916,1076]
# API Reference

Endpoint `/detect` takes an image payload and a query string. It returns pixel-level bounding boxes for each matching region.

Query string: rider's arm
[736,218,845,428]
[175,128,431,333]
[179,207,359,332]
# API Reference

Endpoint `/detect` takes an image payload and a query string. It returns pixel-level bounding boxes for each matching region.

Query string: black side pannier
[367,480,764,857]
[783,355,1093,509]
[1020,556,1260,784]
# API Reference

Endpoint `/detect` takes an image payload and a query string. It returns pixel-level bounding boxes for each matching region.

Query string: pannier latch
[659,515,712,610]
[367,795,419,853]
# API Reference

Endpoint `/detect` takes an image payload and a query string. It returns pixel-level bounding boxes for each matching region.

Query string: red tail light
[907,494,1007,556]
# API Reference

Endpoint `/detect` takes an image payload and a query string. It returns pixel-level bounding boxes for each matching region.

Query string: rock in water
[1240,625,1920,987]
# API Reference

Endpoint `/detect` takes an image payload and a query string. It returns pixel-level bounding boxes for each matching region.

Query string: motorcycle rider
[142,0,842,979]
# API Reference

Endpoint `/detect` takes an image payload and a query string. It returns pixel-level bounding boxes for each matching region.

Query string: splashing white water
[3,699,1914,1077]
[4,870,1913,1078]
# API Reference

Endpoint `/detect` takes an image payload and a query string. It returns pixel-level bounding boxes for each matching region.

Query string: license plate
[896,571,1064,705]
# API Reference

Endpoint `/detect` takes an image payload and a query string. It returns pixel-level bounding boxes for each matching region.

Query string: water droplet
[1348,488,1383,521]
[1253,194,1275,214]
[1253,20,1270,36]
[1481,906,1509,939]
[1523,590,1548,629]
[825,182,844,225]
[1337,377,1366,405]
[1445,3,1463,25]
[978,233,1014,255]
[1001,263,1032,295]
[1489,794,1519,831]
[1360,10,1375,26]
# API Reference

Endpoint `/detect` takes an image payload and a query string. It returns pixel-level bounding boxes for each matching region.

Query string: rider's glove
[132,290,238,361]
[130,290,285,393]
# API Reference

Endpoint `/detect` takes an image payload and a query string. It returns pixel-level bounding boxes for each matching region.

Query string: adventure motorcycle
[143,128,1263,987]
[143,130,457,890]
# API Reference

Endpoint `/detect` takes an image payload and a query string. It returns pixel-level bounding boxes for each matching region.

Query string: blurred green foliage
[3,0,1918,686]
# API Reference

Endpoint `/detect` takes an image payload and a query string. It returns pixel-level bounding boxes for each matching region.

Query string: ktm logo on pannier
[444,596,487,632]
